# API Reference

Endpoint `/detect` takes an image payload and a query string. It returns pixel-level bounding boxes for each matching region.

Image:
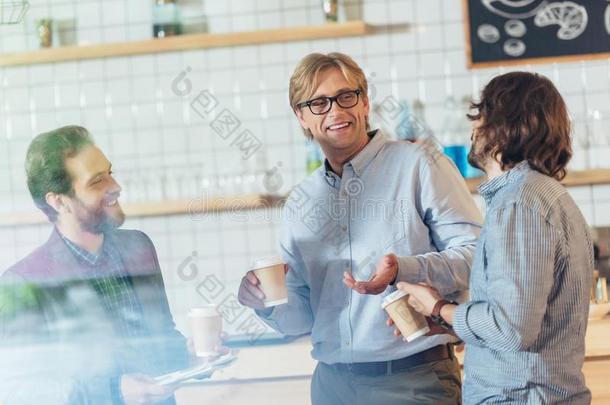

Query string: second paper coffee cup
[189,305,222,357]
[382,290,430,342]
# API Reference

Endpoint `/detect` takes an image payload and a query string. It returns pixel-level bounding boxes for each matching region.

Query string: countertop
[175,317,610,405]
[202,316,610,383]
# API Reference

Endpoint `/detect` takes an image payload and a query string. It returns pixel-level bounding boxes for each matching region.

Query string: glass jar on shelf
[323,0,339,22]
[153,0,182,38]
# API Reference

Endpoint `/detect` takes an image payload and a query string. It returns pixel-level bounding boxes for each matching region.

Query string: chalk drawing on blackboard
[477,24,501,43]
[604,4,610,35]
[481,0,548,19]
[534,2,588,40]
[505,19,527,37]
[503,38,527,56]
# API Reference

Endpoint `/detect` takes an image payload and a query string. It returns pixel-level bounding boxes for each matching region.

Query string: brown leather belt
[328,344,452,376]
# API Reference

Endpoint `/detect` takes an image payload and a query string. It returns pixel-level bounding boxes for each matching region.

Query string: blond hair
[289,52,369,138]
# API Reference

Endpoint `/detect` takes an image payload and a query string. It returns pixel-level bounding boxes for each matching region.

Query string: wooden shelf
[0,194,285,227]
[465,169,610,194]
[0,22,371,67]
[2,169,609,227]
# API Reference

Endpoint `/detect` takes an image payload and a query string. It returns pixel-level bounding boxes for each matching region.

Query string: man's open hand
[343,254,398,295]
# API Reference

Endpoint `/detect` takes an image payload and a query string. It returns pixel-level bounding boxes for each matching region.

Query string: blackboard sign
[463,0,610,68]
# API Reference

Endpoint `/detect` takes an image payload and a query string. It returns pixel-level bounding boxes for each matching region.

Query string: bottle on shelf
[323,0,339,22]
[153,0,182,38]
[396,98,437,144]
[440,96,483,179]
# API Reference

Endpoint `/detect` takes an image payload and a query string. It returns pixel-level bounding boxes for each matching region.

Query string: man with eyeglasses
[238,52,482,404]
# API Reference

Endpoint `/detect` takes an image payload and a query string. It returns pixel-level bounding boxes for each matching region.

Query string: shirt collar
[478,160,530,202]
[57,228,106,266]
[323,129,387,186]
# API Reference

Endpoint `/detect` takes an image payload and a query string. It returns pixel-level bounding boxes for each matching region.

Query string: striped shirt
[453,161,593,404]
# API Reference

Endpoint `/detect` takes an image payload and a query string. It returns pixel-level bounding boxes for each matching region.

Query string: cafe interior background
[1,0,610,403]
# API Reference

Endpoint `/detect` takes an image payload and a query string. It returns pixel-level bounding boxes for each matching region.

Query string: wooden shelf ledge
[465,168,610,194]
[0,194,285,227]
[1,169,609,227]
[0,21,371,67]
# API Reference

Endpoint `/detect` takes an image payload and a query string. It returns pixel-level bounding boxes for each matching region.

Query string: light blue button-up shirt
[257,130,482,364]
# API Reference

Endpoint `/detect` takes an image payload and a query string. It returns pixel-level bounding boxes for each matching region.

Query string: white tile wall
[594,201,610,228]
[1,0,609,328]
[593,185,610,201]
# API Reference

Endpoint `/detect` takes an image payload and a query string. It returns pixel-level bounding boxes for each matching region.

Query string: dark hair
[25,126,94,222]
[467,71,572,180]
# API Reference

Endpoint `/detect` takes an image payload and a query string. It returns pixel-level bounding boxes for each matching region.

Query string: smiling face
[63,145,125,234]
[295,67,370,161]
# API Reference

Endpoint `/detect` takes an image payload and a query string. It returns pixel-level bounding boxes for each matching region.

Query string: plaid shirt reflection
[59,232,146,337]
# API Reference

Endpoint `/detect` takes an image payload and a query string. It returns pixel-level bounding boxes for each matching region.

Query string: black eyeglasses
[296,89,362,115]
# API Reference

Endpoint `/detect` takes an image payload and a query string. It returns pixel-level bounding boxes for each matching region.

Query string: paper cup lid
[382,290,409,309]
[189,306,218,317]
[251,255,284,270]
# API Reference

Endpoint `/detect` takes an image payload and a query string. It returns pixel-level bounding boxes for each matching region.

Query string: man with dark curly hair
[399,72,593,404]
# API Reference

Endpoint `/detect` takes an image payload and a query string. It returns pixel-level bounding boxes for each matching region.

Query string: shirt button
[341,225,347,231]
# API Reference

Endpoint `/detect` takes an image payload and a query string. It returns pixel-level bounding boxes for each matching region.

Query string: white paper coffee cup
[188,305,222,357]
[382,290,430,342]
[251,255,288,307]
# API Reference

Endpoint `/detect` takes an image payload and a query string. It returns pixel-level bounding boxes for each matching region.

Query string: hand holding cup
[238,256,288,309]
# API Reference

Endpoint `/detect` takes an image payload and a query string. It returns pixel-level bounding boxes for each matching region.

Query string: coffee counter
[584,317,610,358]
[175,335,314,405]
[175,317,610,405]
[582,318,610,404]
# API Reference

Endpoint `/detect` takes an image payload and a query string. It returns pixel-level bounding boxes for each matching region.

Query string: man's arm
[395,152,483,296]
[344,151,482,296]
[253,221,314,336]
[452,203,557,351]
